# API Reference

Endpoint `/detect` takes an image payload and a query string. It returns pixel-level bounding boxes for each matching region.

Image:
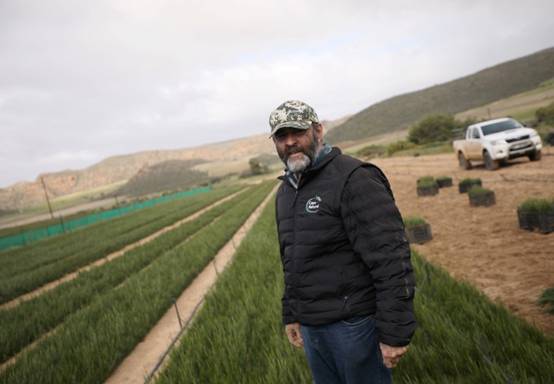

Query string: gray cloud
[1,0,553,186]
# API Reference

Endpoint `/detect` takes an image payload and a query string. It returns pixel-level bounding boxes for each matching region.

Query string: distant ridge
[327,47,554,144]
[115,159,209,197]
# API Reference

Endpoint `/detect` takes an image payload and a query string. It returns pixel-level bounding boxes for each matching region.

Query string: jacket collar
[277,145,341,188]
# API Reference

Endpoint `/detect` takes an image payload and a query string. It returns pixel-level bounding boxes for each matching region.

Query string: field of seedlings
[157,200,554,383]
[0,181,274,383]
[0,185,241,304]
[1,148,552,383]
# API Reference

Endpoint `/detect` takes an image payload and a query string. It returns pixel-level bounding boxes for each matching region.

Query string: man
[270,100,417,384]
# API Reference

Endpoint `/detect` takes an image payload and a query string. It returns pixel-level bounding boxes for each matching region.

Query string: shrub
[404,216,427,228]
[536,102,554,125]
[248,158,269,175]
[417,177,439,197]
[356,144,387,158]
[386,140,416,156]
[468,186,492,198]
[518,198,554,213]
[417,177,438,189]
[468,186,495,207]
[545,131,554,146]
[404,216,432,244]
[408,114,458,144]
[436,176,453,188]
[459,178,482,193]
[417,176,434,183]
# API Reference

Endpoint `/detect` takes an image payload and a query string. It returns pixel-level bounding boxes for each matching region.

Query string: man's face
[272,125,323,173]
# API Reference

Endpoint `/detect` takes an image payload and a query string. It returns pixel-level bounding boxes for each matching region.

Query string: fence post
[59,215,66,233]
[173,299,183,329]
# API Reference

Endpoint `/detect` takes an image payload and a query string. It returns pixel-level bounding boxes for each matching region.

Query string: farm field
[0,181,275,383]
[370,147,554,335]
[157,196,554,383]
[0,185,252,365]
[0,185,241,304]
[1,146,552,383]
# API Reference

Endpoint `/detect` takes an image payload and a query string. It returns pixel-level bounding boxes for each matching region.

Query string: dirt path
[0,190,244,310]
[104,185,277,384]
[369,147,554,335]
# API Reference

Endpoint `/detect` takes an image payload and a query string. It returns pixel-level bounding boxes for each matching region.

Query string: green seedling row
[0,186,254,364]
[0,186,241,303]
[158,198,311,384]
[0,186,240,275]
[0,181,275,384]
[0,187,239,277]
[158,201,554,383]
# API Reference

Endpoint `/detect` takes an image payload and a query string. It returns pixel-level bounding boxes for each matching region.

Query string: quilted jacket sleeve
[340,165,417,346]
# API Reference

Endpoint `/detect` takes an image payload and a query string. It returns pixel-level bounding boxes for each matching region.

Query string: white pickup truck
[452,117,543,170]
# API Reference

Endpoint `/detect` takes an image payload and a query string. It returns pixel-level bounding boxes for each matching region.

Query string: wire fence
[0,186,211,251]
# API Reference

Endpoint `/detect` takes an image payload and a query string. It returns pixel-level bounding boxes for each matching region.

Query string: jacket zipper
[291,174,301,317]
[342,295,349,312]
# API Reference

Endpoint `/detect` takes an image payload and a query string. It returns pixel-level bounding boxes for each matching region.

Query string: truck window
[481,119,521,135]
[472,128,480,139]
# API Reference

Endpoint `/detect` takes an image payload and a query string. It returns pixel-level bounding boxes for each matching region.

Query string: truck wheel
[528,150,541,161]
[484,151,499,170]
[458,152,472,170]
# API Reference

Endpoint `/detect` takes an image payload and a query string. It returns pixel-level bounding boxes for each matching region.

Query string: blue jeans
[300,315,392,384]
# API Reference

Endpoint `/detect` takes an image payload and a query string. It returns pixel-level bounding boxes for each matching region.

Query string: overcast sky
[1,0,553,187]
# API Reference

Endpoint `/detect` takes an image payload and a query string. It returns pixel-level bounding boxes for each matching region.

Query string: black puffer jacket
[275,147,416,346]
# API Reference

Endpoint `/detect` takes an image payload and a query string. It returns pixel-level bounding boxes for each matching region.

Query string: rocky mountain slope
[0,115,349,211]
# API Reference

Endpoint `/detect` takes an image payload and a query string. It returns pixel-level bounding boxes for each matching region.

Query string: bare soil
[369,147,554,336]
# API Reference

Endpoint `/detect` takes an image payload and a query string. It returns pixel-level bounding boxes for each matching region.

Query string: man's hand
[285,323,304,348]
[379,343,408,368]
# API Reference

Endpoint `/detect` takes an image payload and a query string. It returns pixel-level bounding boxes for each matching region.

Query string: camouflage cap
[269,100,319,136]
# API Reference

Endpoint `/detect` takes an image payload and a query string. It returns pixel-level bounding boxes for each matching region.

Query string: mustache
[285,147,304,156]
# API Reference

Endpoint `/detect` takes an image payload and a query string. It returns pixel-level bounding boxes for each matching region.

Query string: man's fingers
[285,324,304,348]
[382,347,408,359]
[383,358,398,369]
[293,328,304,347]
[380,345,409,368]
[379,343,409,368]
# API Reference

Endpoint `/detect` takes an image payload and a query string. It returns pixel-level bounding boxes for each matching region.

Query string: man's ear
[314,123,325,142]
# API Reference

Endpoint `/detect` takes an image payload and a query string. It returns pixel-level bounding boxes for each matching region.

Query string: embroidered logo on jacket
[306,196,322,213]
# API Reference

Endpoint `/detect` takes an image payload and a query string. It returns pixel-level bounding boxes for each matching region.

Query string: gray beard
[286,153,311,173]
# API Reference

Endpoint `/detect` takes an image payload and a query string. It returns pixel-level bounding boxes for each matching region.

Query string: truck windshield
[481,119,522,135]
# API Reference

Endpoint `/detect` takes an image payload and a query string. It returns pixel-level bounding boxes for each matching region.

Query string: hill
[327,47,554,144]
[114,159,210,197]
[0,112,351,212]
[0,134,275,211]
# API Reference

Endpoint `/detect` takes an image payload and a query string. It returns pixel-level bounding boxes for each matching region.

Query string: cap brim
[269,120,312,137]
